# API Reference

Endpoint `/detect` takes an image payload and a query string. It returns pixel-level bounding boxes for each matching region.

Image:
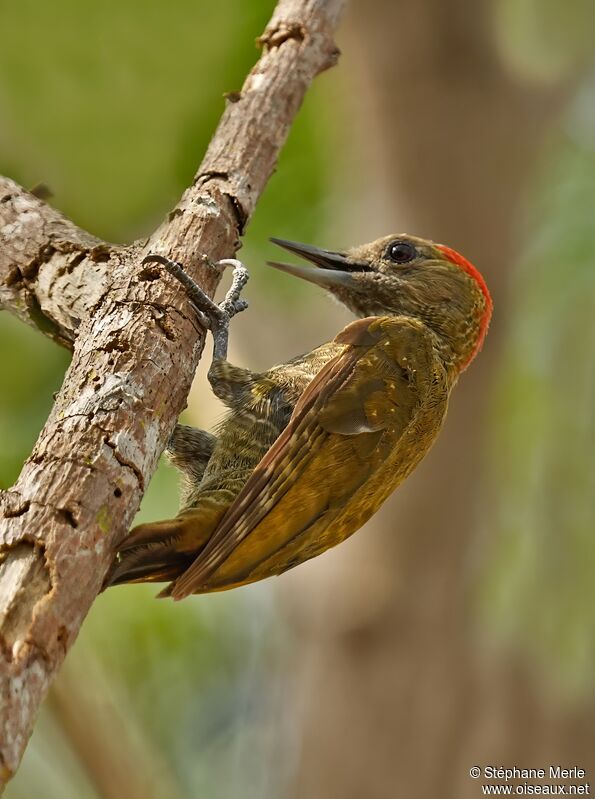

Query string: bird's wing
[169,316,437,599]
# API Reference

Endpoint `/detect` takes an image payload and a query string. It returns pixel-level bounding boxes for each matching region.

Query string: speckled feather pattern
[107,233,492,597]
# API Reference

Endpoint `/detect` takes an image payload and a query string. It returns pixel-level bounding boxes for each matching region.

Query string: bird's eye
[387,241,416,264]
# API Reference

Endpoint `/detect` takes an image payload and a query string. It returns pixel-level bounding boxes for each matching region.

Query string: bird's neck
[425,310,486,376]
[425,328,468,382]
[351,307,480,379]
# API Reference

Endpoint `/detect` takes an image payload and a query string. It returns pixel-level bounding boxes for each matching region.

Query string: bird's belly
[202,393,448,591]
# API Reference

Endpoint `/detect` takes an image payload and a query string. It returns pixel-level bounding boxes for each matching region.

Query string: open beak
[267,237,368,289]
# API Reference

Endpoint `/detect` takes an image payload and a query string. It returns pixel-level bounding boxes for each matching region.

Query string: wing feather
[170,316,435,599]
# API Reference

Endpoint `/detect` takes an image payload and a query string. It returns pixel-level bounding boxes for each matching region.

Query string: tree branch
[0,0,345,786]
[0,177,116,348]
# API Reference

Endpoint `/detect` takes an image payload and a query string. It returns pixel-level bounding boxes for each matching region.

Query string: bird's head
[268,234,492,372]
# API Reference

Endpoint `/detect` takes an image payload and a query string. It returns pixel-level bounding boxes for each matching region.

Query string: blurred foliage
[0,0,270,241]
[0,315,70,486]
[494,0,595,83]
[482,76,595,695]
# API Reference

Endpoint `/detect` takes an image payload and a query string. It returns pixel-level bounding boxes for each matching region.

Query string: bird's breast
[203,378,450,590]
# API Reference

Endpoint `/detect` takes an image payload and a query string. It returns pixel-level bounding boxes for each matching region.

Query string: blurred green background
[1,1,594,798]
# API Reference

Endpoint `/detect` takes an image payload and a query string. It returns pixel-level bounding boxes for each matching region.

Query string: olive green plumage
[106,234,492,599]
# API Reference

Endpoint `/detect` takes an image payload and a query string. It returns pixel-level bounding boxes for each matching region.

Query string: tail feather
[104,539,192,588]
[116,519,185,553]
[103,515,211,592]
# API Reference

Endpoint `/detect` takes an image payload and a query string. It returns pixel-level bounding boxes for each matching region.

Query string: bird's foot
[214,259,250,320]
[141,254,249,360]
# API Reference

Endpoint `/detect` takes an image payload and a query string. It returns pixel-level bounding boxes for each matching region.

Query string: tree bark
[0,0,345,786]
[284,2,594,798]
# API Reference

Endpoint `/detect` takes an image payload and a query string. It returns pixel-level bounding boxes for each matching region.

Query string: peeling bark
[0,178,114,347]
[0,0,346,785]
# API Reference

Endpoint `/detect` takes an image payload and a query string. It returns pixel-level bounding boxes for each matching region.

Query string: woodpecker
[105,234,492,599]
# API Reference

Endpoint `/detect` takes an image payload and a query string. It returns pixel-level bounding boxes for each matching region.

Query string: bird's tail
[103,519,195,590]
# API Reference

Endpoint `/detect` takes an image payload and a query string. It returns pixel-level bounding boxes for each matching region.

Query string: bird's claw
[141,253,249,361]
[214,259,250,324]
